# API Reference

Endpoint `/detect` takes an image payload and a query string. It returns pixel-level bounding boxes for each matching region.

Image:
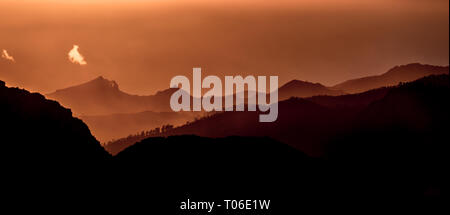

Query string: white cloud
[1,49,15,62]
[68,45,87,65]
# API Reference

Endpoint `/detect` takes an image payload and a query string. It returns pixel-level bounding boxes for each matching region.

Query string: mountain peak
[49,76,120,95]
[282,80,324,89]
[95,75,105,80]
[278,79,343,100]
[1,80,111,164]
[88,76,119,90]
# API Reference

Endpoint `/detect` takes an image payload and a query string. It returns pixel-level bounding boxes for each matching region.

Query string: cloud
[1,49,15,62]
[68,45,87,65]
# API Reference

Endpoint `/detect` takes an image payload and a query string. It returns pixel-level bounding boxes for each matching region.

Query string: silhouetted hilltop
[0,80,110,167]
[333,63,448,93]
[46,76,178,115]
[279,80,344,100]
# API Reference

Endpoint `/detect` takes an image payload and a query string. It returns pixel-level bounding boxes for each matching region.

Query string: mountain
[278,80,344,101]
[307,86,391,110]
[0,79,110,168]
[46,76,178,115]
[332,63,449,93]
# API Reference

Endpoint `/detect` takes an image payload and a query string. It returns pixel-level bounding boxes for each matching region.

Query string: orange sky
[0,0,448,95]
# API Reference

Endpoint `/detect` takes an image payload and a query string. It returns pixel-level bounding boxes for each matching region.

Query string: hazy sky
[0,0,448,95]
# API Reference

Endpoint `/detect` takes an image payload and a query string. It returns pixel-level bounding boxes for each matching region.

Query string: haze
[0,0,448,95]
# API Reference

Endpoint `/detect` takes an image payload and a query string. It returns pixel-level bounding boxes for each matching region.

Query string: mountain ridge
[332,63,449,93]
[0,79,111,166]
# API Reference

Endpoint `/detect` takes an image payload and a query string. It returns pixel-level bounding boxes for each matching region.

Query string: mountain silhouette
[332,63,448,93]
[278,79,344,100]
[46,76,178,115]
[0,79,110,168]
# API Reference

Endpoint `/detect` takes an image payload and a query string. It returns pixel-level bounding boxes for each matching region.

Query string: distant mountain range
[332,63,448,93]
[47,63,448,143]
[0,78,325,213]
[47,75,343,116]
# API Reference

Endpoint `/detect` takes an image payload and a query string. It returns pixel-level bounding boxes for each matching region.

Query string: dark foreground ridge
[0,80,110,166]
